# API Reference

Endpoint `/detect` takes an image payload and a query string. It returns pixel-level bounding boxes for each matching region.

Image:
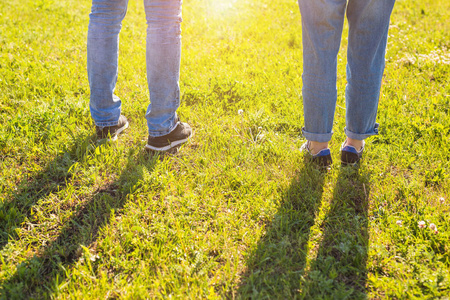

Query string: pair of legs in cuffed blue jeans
[298,0,395,154]
[88,0,182,137]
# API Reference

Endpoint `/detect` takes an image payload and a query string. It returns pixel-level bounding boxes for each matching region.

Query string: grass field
[1,0,449,298]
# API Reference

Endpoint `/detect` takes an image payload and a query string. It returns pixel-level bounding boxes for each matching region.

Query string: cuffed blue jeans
[87,0,182,137]
[298,0,395,142]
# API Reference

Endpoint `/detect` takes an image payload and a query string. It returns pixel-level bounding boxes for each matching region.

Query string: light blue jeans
[87,0,182,137]
[298,0,395,142]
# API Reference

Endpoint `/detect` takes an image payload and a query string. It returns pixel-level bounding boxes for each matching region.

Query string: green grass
[1,0,449,298]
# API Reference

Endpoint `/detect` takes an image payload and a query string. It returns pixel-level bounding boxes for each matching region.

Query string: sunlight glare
[207,0,238,17]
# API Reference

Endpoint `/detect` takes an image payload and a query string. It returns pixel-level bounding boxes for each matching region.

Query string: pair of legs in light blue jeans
[88,0,182,137]
[298,0,395,152]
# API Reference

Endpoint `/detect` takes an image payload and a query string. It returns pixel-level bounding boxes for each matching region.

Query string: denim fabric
[87,0,182,137]
[298,0,395,142]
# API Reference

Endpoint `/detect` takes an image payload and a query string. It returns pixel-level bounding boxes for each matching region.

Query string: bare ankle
[309,141,329,155]
[345,138,364,151]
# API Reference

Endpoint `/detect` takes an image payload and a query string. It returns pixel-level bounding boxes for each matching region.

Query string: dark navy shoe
[301,141,332,168]
[340,141,364,166]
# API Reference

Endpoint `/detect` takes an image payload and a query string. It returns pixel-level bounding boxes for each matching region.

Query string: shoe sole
[145,130,192,152]
[144,137,189,152]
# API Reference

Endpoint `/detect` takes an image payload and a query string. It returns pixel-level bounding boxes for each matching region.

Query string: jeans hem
[95,120,119,127]
[344,124,379,140]
[148,122,179,138]
[302,128,333,143]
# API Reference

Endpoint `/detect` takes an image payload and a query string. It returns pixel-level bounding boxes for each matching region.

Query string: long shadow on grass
[300,166,370,299]
[0,134,94,251]
[0,142,161,299]
[236,159,327,298]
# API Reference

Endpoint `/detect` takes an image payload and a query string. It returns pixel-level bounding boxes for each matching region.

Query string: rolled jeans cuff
[344,123,379,140]
[302,127,333,143]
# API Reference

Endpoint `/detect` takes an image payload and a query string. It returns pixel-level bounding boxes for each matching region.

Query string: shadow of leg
[0,133,95,251]
[300,166,370,299]
[236,160,327,299]
[0,148,160,299]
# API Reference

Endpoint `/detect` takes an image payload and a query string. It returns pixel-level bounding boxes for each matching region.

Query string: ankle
[345,138,364,152]
[309,141,329,155]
